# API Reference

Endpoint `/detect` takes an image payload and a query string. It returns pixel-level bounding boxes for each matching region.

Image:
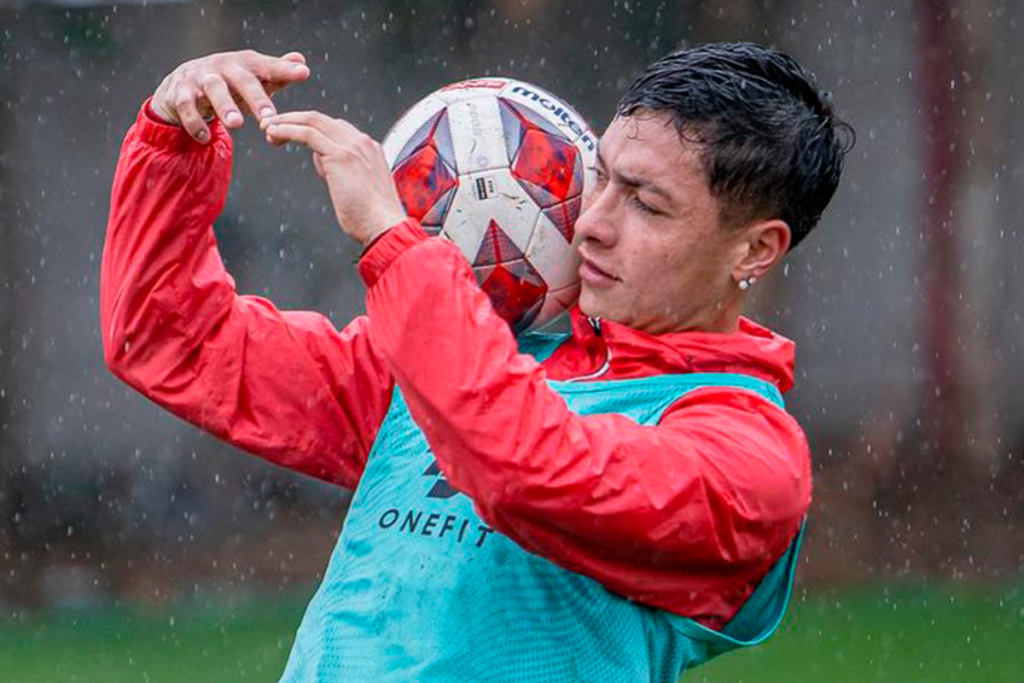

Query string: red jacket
[102,102,812,629]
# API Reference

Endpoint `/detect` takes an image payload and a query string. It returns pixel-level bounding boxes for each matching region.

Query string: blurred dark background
[0,0,1022,679]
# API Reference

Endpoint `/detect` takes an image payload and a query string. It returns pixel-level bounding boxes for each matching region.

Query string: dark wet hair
[617,42,854,249]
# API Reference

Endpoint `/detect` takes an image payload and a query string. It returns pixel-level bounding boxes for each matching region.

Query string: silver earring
[738,276,756,291]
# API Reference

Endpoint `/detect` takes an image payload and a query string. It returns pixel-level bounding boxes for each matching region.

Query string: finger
[224,68,276,121]
[200,74,243,128]
[245,52,311,88]
[265,52,308,96]
[312,152,325,177]
[175,89,211,143]
[151,74,181,124]
[261,110,361,139]
[264,127,289,148]
[264,122,336,156]
[260,110,332,127]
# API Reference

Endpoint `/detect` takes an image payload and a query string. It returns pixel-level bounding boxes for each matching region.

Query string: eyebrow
[596,144,678,210]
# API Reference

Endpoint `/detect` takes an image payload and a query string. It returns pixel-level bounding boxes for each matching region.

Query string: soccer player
[102,43,850,681]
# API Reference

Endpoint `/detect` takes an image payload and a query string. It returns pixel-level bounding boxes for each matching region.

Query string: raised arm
[101,52,394,488]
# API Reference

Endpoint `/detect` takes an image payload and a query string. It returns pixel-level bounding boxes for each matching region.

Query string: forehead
[600,113,709,193]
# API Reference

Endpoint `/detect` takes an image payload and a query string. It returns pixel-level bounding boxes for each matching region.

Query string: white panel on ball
[434,78,511,104]
[381,94,447,167]
[442,169,540,258]
[524,211,581,291]
[445,97,510,175]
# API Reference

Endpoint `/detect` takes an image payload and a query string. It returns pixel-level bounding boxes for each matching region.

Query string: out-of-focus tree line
[0,0,1022,611]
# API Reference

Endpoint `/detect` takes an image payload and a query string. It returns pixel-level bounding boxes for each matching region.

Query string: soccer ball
[382,78,597,334]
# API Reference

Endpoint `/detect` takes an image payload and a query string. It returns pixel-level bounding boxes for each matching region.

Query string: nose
[574,184,618,249]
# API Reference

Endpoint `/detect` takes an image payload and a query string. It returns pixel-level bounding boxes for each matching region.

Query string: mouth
[578,253,620,286]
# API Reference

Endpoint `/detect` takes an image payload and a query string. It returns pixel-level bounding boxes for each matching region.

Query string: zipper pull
[570,317,611,382]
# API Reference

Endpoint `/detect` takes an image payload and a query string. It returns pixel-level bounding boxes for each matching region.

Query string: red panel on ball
[474,219,523,266]
[475,259,547,332]
[542,195,583,243]
[512,130,579,205]
[393,144,458,222]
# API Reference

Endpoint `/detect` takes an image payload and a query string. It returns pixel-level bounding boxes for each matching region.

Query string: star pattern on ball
[499,98,585,242]
[392,110,459,235]
[472,219,548,332]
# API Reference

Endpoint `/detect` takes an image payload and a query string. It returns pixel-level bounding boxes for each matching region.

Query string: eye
[631,195,660,216]
[590,166,608,186]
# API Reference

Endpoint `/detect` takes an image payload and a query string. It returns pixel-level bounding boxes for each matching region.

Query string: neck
[659,294,744,335]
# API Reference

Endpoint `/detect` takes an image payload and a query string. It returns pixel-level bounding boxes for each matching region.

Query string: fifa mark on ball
[384,78,598,333]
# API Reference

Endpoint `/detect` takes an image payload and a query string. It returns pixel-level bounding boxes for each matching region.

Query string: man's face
[574,112,746,334]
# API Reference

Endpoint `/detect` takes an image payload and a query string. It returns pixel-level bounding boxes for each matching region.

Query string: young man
[102,43,849,681]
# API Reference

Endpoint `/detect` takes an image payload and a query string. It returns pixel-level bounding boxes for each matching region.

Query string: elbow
[101,302,125,374]
[740,465,810,529]
[102,328,135,386]
[100,291,160,392]
[100,283,131,380]
[101,312,148,391]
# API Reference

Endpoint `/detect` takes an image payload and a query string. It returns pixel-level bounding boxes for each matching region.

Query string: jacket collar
[559,307,796,393]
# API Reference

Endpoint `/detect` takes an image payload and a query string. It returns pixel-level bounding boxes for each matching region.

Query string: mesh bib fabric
[280,333,803,682]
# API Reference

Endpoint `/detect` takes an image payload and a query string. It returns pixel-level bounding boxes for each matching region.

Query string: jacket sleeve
[101,101,394,488]
[359,221,811,620]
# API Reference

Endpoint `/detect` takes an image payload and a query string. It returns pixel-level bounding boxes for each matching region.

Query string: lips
[578,253,619,285]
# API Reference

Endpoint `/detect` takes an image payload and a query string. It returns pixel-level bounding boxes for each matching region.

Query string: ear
[732,219,791,285]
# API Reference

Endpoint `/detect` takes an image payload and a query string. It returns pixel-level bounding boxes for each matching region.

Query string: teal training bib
[280,333,803,682]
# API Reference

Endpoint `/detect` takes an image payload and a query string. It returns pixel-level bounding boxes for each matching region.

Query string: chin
[577,288,602,319]
[578,289,626,325]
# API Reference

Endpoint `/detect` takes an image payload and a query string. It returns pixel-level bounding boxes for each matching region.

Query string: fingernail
[225,111,243,126]
[292,63,309,72]
[260,107,275,119]
[196,130,208,142]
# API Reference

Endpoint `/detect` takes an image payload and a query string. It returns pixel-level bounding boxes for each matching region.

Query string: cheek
[633,237,683,279]
[636,239,710,298]
[648,256,685,297]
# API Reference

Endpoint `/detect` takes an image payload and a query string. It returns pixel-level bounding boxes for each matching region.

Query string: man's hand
[261,111,407,247]
[151,50,311,143]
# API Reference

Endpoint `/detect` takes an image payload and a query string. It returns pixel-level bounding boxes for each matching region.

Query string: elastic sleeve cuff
[137,97,227,152]
[358,218,430,288]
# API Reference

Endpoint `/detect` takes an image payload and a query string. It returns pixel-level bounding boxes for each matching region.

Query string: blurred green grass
[695,585,1024,683]
[2,585,1021,682]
